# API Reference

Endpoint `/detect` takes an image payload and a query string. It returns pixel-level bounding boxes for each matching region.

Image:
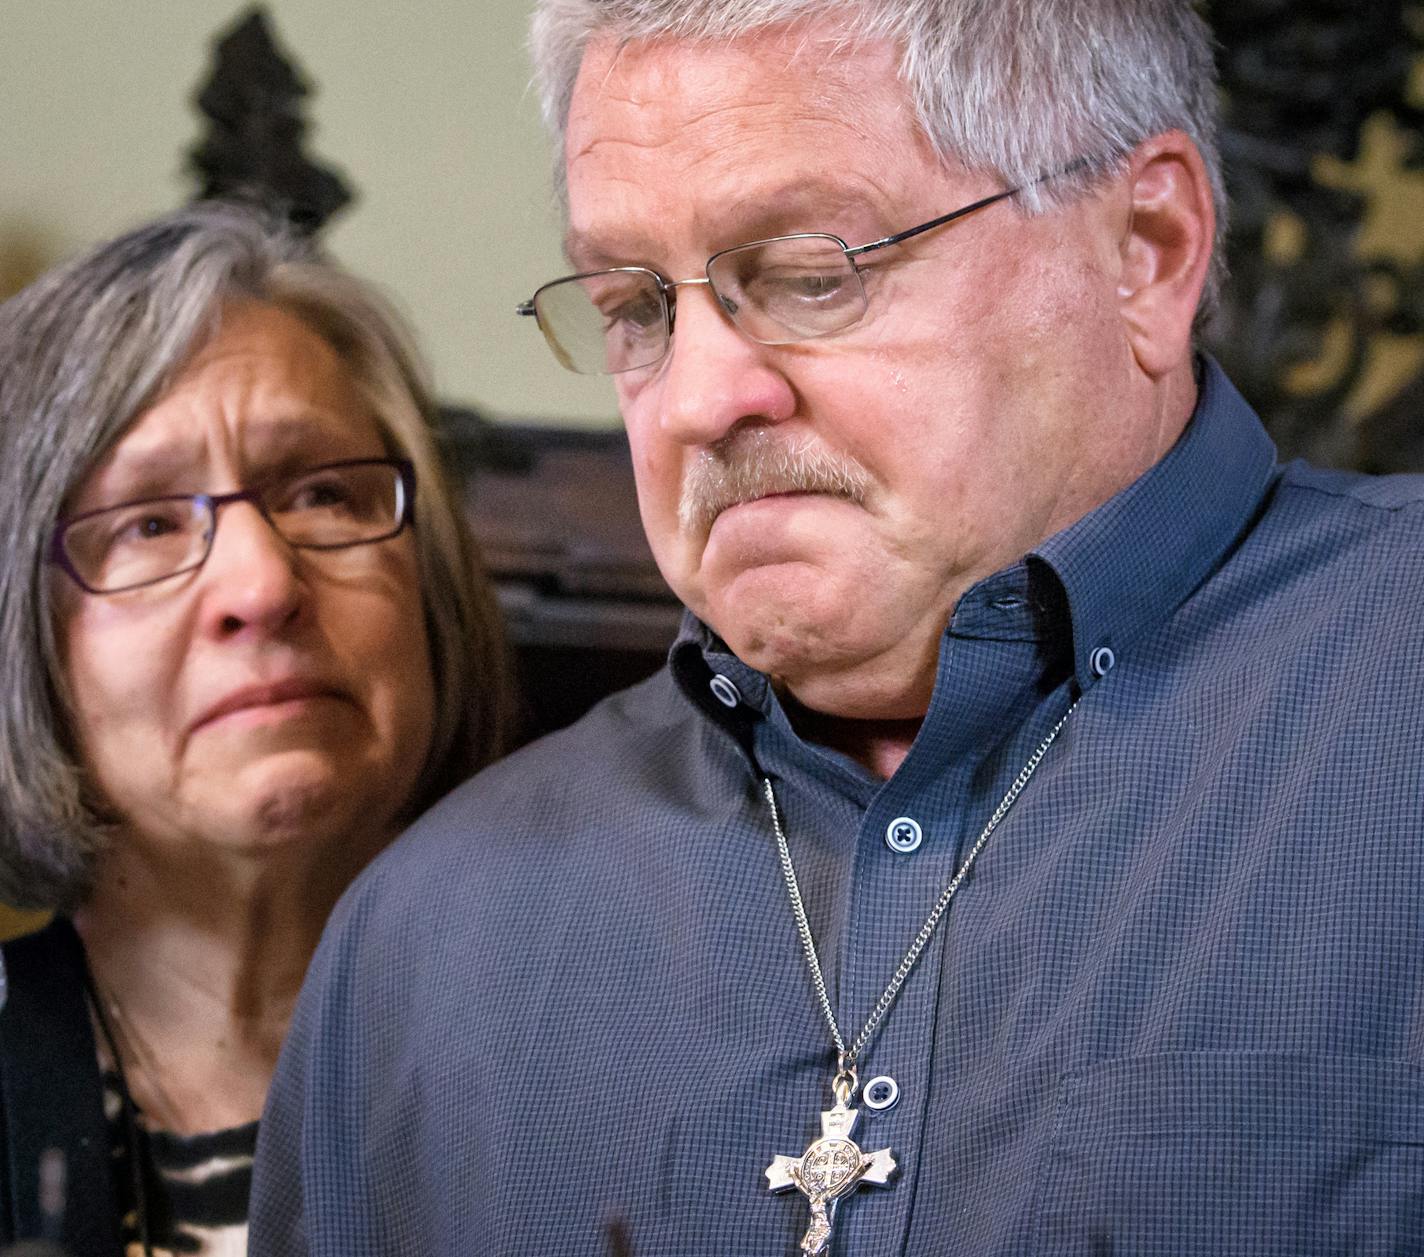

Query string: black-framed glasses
[517,184,1031,376]
[49,457,417,594]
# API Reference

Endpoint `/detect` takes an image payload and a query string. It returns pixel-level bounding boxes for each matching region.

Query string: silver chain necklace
[762,698,1078,1255]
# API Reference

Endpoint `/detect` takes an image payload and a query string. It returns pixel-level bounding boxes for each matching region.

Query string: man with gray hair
[253,3,1424,1253]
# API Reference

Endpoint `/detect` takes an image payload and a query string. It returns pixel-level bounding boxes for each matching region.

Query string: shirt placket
[830,614,1054,1257]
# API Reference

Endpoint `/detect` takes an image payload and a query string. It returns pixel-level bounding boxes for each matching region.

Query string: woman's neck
[73,833,383,1134]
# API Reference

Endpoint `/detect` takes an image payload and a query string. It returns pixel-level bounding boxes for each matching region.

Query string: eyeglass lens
[60,461,408,593]
[534,235,869,375]
[537,269,670,375]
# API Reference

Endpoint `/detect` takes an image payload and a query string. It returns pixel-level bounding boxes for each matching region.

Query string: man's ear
[1116,131,1215,380]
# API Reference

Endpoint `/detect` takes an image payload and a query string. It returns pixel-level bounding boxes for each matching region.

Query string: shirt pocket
[1032,1051,1424,1256]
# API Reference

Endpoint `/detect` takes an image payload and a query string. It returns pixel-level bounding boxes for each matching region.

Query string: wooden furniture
[446,412,683,745]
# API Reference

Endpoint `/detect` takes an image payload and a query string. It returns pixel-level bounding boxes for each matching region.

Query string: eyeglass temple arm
[845,188,1020,259]
[844,157,1096,260]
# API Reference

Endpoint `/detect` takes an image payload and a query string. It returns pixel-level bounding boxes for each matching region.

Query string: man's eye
[757,270,850,301]
[603,293,664,332]
[578,274,663,337]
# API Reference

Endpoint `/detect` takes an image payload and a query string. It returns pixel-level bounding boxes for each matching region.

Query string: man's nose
[651,283,797,447]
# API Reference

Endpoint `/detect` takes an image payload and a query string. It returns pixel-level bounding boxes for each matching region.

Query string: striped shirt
[101,1071,254,1257]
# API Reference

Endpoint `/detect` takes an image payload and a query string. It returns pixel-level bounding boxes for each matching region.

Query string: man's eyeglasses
[49,457,416,594]
[517,183,1030,376]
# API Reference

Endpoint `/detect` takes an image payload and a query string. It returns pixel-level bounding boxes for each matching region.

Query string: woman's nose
[194,501,305,637]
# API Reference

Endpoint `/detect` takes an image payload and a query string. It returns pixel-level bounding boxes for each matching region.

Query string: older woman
[0,203,509,1255]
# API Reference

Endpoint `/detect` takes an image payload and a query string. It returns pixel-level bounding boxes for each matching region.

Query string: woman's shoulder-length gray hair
[0,200,511,911]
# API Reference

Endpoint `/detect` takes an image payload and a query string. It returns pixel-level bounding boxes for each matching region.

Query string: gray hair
[0,202,511,911]
[531,0,1227,315]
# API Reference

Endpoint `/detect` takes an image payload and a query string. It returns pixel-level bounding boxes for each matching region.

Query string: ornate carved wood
[1205,0,1424,469]
[187,6,352,234]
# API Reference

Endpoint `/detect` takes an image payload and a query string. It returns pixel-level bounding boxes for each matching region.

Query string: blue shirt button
[863,1075,900,1111]
[708,674,741,708]
[885,816,923,853]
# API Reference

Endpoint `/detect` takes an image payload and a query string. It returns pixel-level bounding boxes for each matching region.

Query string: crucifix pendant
[765,1073,896,1255]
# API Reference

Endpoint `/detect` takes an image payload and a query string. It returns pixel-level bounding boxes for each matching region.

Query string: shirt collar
[671,614,771,709]
[1031,355,1278,694]
[671,355,1278,723]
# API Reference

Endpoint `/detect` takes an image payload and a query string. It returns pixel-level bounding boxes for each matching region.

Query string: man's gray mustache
[678,431,872,533]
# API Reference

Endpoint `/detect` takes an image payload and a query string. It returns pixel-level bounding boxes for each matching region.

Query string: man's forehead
[572,24,893,115]
[564,25,916,169]
[562,29,936,269]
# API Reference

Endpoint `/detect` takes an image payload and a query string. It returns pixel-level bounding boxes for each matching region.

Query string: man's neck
[780,692,922,780]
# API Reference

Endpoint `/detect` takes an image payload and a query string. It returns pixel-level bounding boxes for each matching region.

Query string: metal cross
[766,1100,896,1255]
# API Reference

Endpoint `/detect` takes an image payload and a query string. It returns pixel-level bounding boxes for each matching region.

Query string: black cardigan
[0,916,122,1254]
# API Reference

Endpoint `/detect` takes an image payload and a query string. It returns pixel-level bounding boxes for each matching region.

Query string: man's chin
[701,579,850,673]
[692,530,844,616]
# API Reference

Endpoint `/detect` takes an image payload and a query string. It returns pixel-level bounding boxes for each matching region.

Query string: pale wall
[1,0,623,941]
[6,6,1420,432]
[0,0,621,426]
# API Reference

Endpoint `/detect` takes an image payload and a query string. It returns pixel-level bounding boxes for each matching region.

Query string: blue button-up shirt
[252,360,1424,1256]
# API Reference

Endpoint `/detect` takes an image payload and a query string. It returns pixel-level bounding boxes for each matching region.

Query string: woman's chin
[202,755,379,853]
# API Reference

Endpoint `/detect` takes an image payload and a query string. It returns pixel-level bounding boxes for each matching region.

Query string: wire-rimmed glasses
[50,457,416,594]
[516,184,1027,376]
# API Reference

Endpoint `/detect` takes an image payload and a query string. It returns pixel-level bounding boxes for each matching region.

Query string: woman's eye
[285,475,353,511]
[136,514,178,537]
[110,505,188,544]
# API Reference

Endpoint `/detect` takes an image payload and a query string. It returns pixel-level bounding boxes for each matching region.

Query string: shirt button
[708,674,742,708]
[863,1075,900,1112]
[885,816,923,853]
[1090,645,1116,677]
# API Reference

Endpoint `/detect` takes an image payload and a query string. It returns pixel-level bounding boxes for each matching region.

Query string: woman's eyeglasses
[49,457,416,595]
